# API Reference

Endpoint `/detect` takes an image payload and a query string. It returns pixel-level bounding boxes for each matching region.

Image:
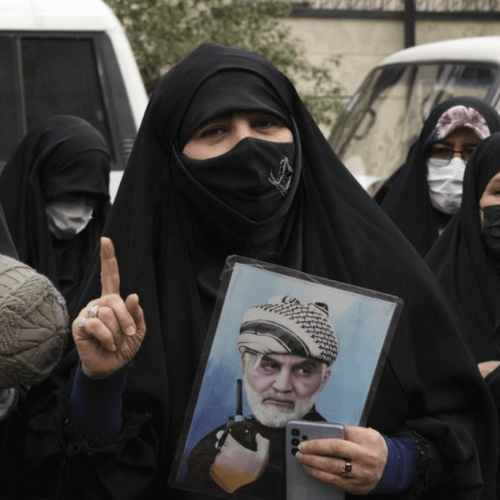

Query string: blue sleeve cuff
[373,435,419,494]
[68,364,129,444]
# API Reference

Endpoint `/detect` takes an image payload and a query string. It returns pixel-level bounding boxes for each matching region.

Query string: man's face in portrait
[241,351,331,428]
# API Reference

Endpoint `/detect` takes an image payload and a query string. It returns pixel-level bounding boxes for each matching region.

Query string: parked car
[329,36,500,194]
[0,0,148,200]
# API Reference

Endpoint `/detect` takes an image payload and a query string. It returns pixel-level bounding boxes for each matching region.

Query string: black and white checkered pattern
[238,295,339,365]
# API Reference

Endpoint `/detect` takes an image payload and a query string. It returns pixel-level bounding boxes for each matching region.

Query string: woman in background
[427,131,500,389]
[0,115,111,314]
[374,96,500,257]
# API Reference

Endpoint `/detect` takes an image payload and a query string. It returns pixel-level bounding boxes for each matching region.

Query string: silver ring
[75,318,87,328]
[87,304,100,318]
[342,461,353,479]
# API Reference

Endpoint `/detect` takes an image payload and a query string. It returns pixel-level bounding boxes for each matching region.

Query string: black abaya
[426,132,500,363]
[27,44,498,499]
[425,131,500,497]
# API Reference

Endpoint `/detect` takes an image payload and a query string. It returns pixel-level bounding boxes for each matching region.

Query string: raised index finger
[100,236,120,296]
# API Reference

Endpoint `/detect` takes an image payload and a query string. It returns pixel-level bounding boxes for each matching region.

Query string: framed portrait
[170,256,403,500]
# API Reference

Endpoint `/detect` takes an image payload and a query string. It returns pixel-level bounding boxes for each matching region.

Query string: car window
[0,35,112,168]
[329,62,498,192]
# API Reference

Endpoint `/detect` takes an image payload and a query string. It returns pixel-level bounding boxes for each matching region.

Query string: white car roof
[379,36,500,67]
[0,0,119,31]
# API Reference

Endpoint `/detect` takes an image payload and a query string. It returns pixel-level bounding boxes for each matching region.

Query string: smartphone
[285,420,346,500]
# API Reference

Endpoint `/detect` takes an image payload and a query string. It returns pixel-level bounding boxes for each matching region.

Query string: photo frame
[170,255,403,500]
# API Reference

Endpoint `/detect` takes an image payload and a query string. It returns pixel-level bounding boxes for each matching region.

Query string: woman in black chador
[374,96,500,257]
[0,115,111,315]
[426,130,500,406]
[27,44,498,499]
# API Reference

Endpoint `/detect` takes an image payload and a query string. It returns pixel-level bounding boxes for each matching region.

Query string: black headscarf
[374,96,500,257]
[0,115,111,315]
[426,132,500,363]
[0,203,17,260]
[70,44,497,498]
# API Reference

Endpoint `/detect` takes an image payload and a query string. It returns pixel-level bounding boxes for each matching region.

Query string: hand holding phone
[285,420,346,500]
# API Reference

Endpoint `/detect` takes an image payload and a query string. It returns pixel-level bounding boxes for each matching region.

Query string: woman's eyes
[193,114,285,140]
[253,116,280,130]
[198,124,228,139]
[430,146,451,158]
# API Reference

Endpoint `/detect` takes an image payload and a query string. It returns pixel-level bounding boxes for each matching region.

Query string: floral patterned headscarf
[426,105,491,146]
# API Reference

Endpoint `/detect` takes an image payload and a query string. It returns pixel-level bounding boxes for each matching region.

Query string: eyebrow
[292,360,322,370]
[260,354,281,365]
[435,138,480,147]
[205,110,277,122]
[488,177,500,189]
[259,355,322,369]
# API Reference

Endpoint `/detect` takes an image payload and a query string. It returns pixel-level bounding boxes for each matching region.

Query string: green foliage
[104,0,344,126]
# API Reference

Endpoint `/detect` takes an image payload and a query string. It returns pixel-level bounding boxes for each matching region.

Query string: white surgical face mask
[45,198,94,240]
[426,156,466,215]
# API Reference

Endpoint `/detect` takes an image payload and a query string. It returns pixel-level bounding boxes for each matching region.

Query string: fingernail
[75,319,86,328]
[295,452,303,460]
[120,342,128,351]
[126,327,136,336]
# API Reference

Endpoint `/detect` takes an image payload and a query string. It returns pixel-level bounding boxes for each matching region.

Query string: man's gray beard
[244,378,319,428]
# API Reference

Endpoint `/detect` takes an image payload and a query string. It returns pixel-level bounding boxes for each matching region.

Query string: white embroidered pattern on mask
[268,156,293,197]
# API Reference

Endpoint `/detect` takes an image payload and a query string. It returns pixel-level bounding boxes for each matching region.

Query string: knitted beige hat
[0,254,68,389]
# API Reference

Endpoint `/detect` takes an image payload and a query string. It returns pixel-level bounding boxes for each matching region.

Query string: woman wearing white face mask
[375,96,500,257]
[426,133,500,491]
[0,115,111,315]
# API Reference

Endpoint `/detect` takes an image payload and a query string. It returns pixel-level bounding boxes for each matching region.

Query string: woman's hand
[295,426,388,495]
[72,237,146,377]
[478,360,500,378]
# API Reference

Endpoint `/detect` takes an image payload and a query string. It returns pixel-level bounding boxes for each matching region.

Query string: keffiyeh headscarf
[238,295,339,366]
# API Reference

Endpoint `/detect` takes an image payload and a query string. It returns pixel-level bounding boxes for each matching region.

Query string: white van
[0,0,149,200]
[329,37,500,193]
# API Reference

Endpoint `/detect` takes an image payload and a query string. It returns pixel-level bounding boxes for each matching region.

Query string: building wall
[284,15,500,99]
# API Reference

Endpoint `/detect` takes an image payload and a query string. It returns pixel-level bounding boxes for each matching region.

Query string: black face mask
[481,205,500,264]
[182,137,295,222]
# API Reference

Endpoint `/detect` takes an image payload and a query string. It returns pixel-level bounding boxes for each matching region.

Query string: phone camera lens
[291,428,300,436]
[291,447,299,455]
[291,438,300,446]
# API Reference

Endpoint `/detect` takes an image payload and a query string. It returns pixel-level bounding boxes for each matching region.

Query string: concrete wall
[284,15,500,99]
[417,19,500,45]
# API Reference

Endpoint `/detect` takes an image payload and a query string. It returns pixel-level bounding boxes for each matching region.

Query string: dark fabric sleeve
[68,365,128,443]
[366,429,443,500]
[373,435,418,494]
[24,382,161,500]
